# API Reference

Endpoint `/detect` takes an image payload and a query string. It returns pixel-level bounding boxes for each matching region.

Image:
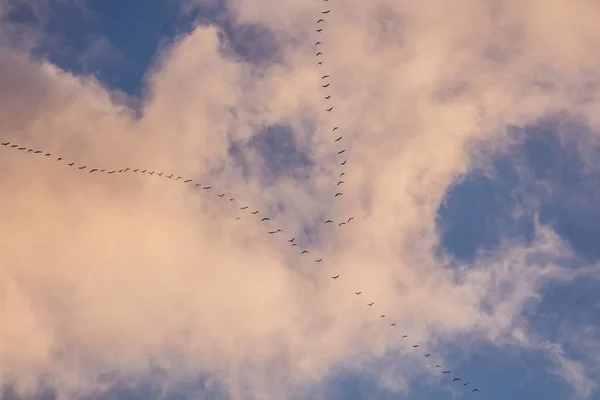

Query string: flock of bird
[0,4,480,396]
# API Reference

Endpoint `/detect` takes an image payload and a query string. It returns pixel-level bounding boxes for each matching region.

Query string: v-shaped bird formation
[0,5,482,394]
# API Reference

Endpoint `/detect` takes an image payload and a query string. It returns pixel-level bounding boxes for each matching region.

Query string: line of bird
[315,6,349,206]
[1,140,479,393]
[312,4,481,395]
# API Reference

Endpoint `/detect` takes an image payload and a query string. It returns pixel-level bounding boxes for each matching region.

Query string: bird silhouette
[315,41,322,45]
[1,142,8,146]
[108,171,116,174]
[380,315,385,318]
[251,211,259,214]
[184,179,192,183]
[316,52,323,56]
[236,217,241,220]
[288,238,295,242]
[324,95,331,99]
[322,10,330,14]
[435,365,441,368]
[339,222,346,226]
[317,19,325,23]
[331,275,339,279]
[89,169,98,173]
[335,136,342,141]
[167,174,173,179]
[325,219,333,223]
[355,292,361,295]
[347,217,355,223]
[274,229,283,233]
[332,126,339,131]
[315,259,323,262]
[340,172,345,177]
[34,150,41,154]
[367,302,374,306]
[57,157,62,161]
[18,147,25,151]
[338,149,345,154]
[292,243,298,247]
[44,153,50,157]
[425,354,431,357]
[158,172,163,176]
[26,149,33,153]
[241,206,249,210]
[317,62,323,65]
[322,83,330,88]
[218,194,225,198]
[322,75,330,79]
[326,107,333,112]
[268,231,277,234]
[203,186,212,190]
[402,335,408,338]
[463,383,470,387]
[261,217,270,221]
[442,371,451,374]
[340,160,346,165]
[301,250,309,254]
[413,345,419,348]
[472,389,479,392]
[316,29,323,32]
[391,323,396,326]
[452,378,461,382]
[78,166,86,170]
[335,193,343,197]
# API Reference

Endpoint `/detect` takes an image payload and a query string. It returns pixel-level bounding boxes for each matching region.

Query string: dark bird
[472,389,479,392]
[78,166,86,170]
[34,150,42,154]
[348,217,354,223]
[402,335,408,338]
[203,186,212,190]
[149,171,155,175]
[425,354,431,357]
[463,383,469,387]
[158,172,162,176]
[89,169,98,173]
[1,142,8,146]
[324,95,331,99]
[442,371,451,374]
[134,169,139,173]
[325,220,333,223]
[27,149,33,153]
[241,206,249,210]
[332,275,339,279]
[322,75,330,79]
[195,183,201,187]
[141,170,147,174]
[413,345,419,348]
[44,153,50,157]
[315,259,323,262]
[261,217,270,221]
[316,29,323,32]
[322,10,330,14]
[317,19,325,23]
[316,52,323,56]
[288,238,295,242]
[317,62,323,65]
[391,323,396,326]
[332,126,339,131]
[184,179,192,183]
[218,194,225,197]
[340,160,346,165]
[251,211,259,214]
[292,243,298,247]
[176,176,182,180]
[335,193,343,197]
[118,170,124,173]
[167,174,173,179]
[380,315,385,318]
[435,365,441,368]
[315,41,322,45]
[355,292,361,295]
[18,147,25,151]
[338,149,345,154]
[335,136,342,141]
[274,229,283,233]
[57,157,62,161]
[339,222,346,226]
[108,171,116,174]
[367,302,374,307]
[236,217,241,220]
[125,168,131,172]
[10,144,18,148]
[452,378,461,382]
[268,231,277,234]
[301,250,309,254]
[229,198,235,201]
[101,169,106,172]
[322,83,330,88]
[326,107,333,112]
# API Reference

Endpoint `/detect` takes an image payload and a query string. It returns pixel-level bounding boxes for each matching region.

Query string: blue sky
[2,1,600,399]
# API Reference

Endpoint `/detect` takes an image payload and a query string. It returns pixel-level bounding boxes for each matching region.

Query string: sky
[1,0,600,399]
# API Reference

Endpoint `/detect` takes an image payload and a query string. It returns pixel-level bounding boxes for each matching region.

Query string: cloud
[1,0,600,398]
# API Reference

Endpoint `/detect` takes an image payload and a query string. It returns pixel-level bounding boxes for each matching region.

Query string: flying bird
[274,229,283,233]
[347,217,354,223]
[133,169,139,173]
[57,157,62,161]
[367,302,374,307]
[27,149,33,153]
[229,198,235,201]
[157,172,162,176]
[425,354,431,357]
[268,231,277,234]
[149,171,155,175]
[317,19,325,23]
[251,211,259,214]
[18,147,25,151]
[317,62,323,65]
[335,136,342,141]
[44,153,50,157]
[338,149,345,154]
[203,186,212,190]
[10,144,17,148]
[288,238,295,242]
[331,275,339,279]
[463,383,470,387]
[355,292,361,295]
[322,10,330,14]
[339,222,346,226]
[332,126,339,131]
[315,41,322,45]
[316,52,323,56]
[118,169,124,173]
[236,217,241,220]
[176,176,183,180]
[218,194,225,197]
[402,335,408,338]
[413,345,419,348]
[316,29,323,32]
[472,389,479,392]
[391,323,396,326]
[241,206,249,210]
[322,75,330,79]
[1,142,8,146]
[380,315,385,318]
[78,166,86,170]
[167,174,173,179]
[322,83,330,88]
[34,150,41,154]
[335,193,343,197]
[195,183,201,187]
[291,243,298,247]
[301,250,309,254]
[184,179,192,183]
[452,378,461,382]
[141,170,147,173]
[89,169,98,173]
[108,171,116,174]
[435,365,441,368]
[340,160,346,165]
[326,107,333,112]
[325,219,333,223]
[442,371,451,374]
[315,259,323,262]
[261,217,270,221]
[324,95,331,99]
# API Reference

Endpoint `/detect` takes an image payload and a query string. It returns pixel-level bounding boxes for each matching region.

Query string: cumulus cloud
[2,0,600,398]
